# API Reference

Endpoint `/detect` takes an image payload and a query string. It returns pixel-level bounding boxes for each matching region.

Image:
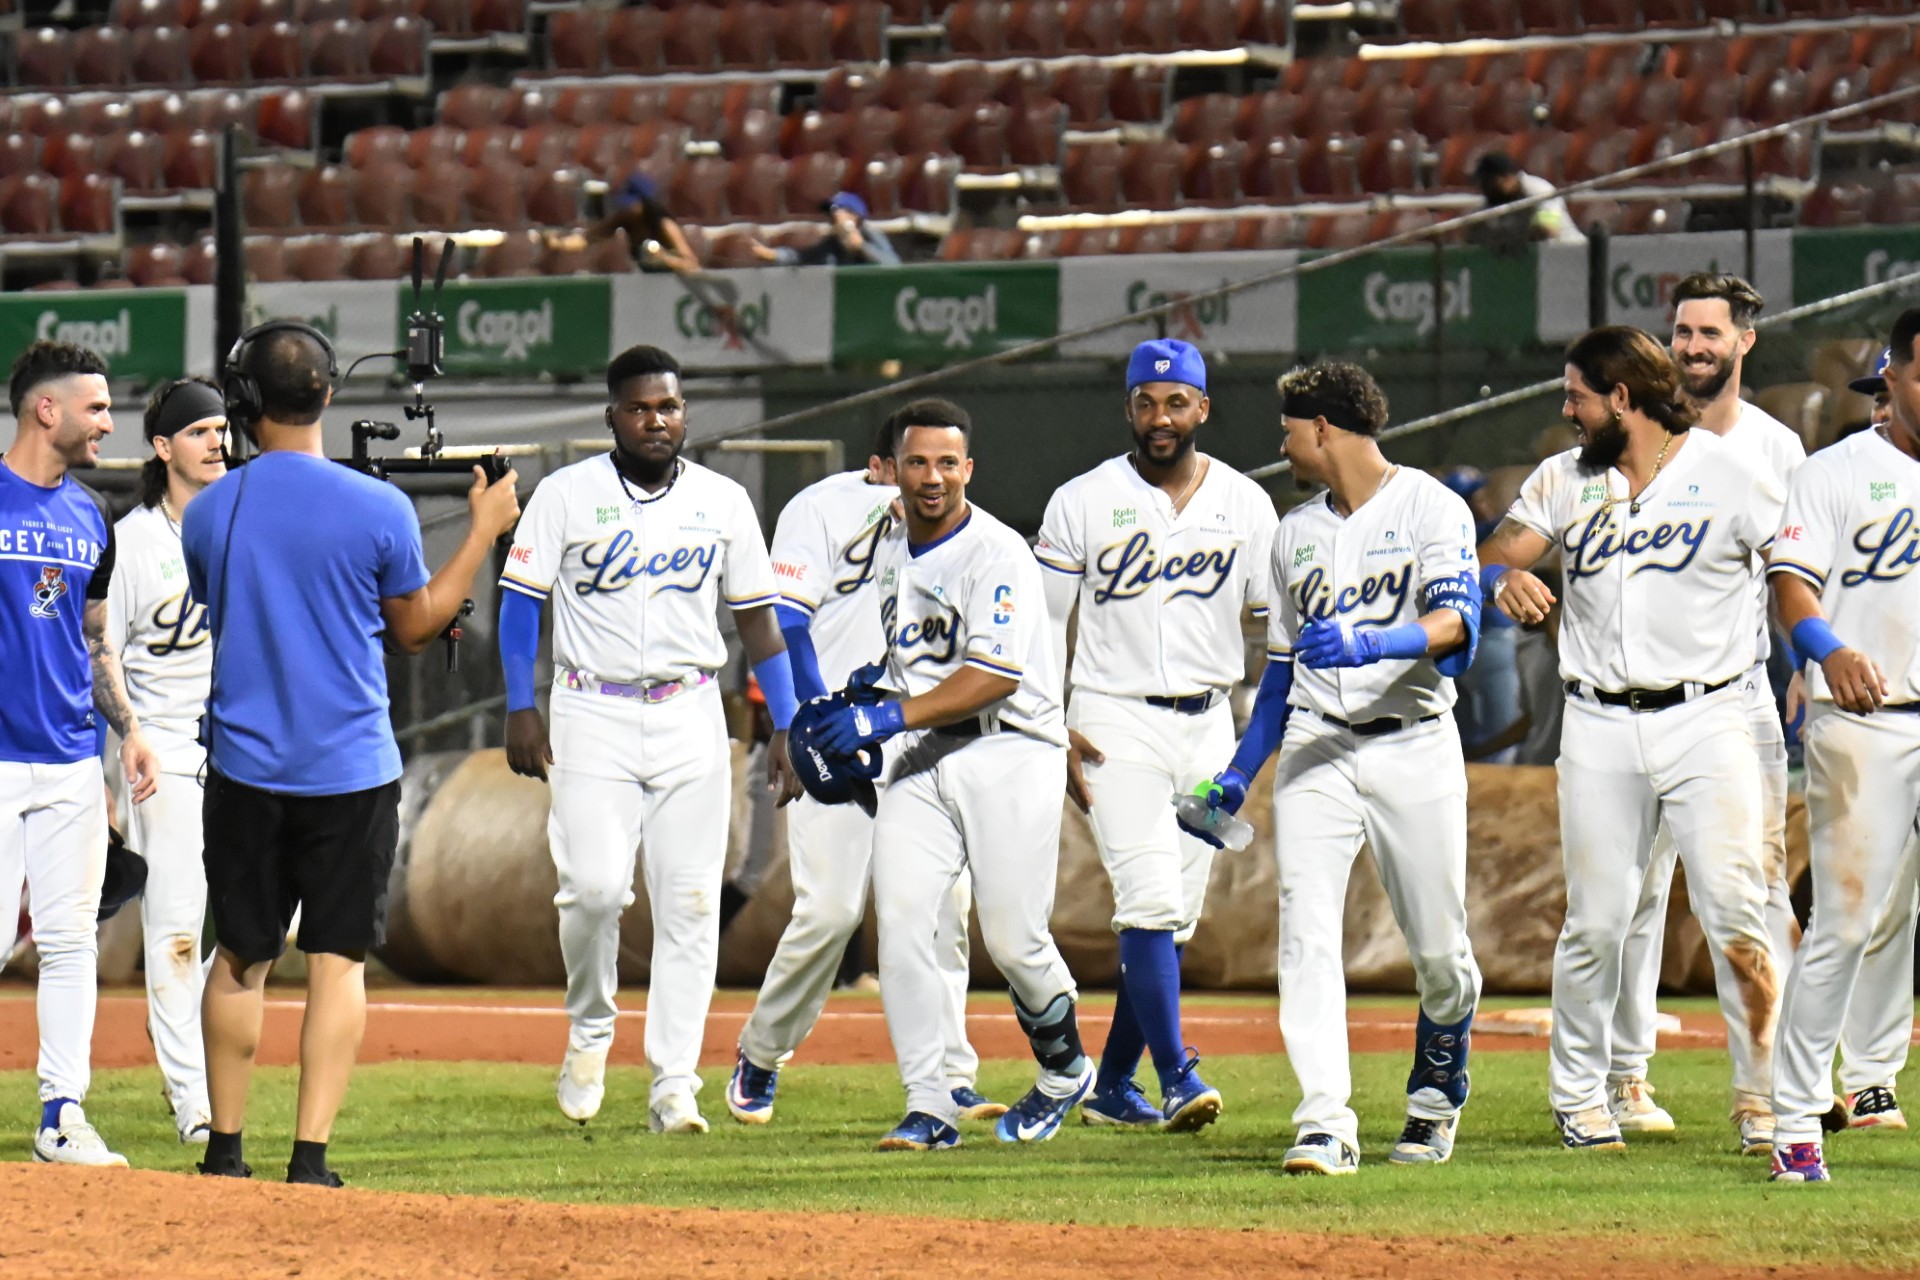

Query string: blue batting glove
[1176,813,1225,850]
[816,698,906,756]
[843,660,889,704]
[1200,766,1250,815]
[1297,619,1382,669]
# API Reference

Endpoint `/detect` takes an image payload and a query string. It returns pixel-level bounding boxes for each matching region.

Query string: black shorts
[202,766,400,963]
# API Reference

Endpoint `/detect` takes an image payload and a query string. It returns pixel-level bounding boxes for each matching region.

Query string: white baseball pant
[738,793,982,1089]
[873,729,1078,1125]
[0,758,108,1103]
[1610,665,1795,1085]
[1775,707,1920,1144]
[1272,711,1481,1154]
[1837,849,1918,1096]
[546,680,730,1107]
[1550,687,1779,1116]
[1069,690,1232,941]
[125,758,210,1126]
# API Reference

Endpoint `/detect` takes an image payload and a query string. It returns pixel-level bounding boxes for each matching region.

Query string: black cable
[343,349,406,383]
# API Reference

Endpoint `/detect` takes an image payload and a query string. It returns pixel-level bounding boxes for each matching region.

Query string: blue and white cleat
[1159,1050,1223,1133]
[876,1111,961,1152]
[951,1086,1009,1121]
[995,1067,1095,1143]
[1282,1132,1359,1176]
[1554,1107,1626,1151]
[1770,1142,1831,1183]
[726,1051,778,1125]
[1082,1078,1165,1128]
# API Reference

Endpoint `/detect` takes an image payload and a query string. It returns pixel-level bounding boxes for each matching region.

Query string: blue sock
[1407,1007,1475,1110]
[40,1097,73,1130]
[1097,967,1147,1090]
[1117,928,1187,1093]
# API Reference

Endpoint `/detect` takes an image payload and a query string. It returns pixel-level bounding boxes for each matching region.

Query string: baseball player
[1767,309,1920,1182]
[106,376,227,1146]
[1606,275,1805,1139]
[727,415,1001,1126]
[1478,325,1786,1153]
[499,344,801,1136]
[0,340,159,1167]
[1035,339,1276,1131]
[1190,361,1484,1174]
[808,398,1091,1151]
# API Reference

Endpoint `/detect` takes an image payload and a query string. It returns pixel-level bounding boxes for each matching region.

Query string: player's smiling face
[1280,414,1326,485]
[608,372,686,478]
[895,424,972,530]
[1127,382,1207,466]
[159,416,228,491]
[34,373,113,470]
[1564,364,1629,472]
[1670,298,1751,403]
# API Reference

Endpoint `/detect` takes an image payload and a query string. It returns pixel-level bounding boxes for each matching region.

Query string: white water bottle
[1171,791,1255,852]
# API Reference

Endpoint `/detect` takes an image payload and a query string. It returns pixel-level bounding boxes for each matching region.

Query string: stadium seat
[1049,62,1109,124]
[1614,198,1688,234]
[104,130,167,191]
[947,0,1010,54]
[369,15,427,74]
[18,28,73,86]
[1514,0,1577,30]
[1239,134,1301,202]
[310,17,373,76]
[717,1,776,68]
[1789,28,1855,72]
[1435,131,1506,188]
[820,67,883,113]
[409,161,469,227]
[1063,0,1119,50]
[189,22,249,80]
[40,132,100,179]
[896,101,960,155]
[1008,0,1065,54]
[548,84,609,127]
[1687,118,1752,182]
[1746,68,1811,123]
[665,5,725,69]
[782,109,845,157]
[1460,0,1522,35]
[298,163,354,225]
[939,62,1000,110]
[845,104,905,157]
[1399,0,1463,38]
[1297,86,1359,138]
[346,125,409,169]
[549,7,609,71]
[787,150,848,210]
[1698,0,1764,15]
[1617,74,1684,129]
[526,166,585,225]
[1679,75,1743,127]
[1119,0,1175,50]
[848,151,903,215]
[72,26,132,86]
[1304,212,1371,249]
[1565,126,1634,181]
[60,172,118,233]
[1119,222,1181,255]
[258,87,314,146]
[350,162,412,227]
[1063,139,1122,209]
[127,240,189,286]
[1552,77,1619,132]
[469,0,524,33]
[1507,127,1570,183]
[666,155,730,220]
[1236,90,1299,144]
[441,82,510,130]
[831,0,888,60]
[899,150,956,211]
[114,0,183,26]
[1177,0,1236,47]
[1629,122,1701,181]
[243,164,300,228]
[1181,139,1243,204]
[1869,57,1920,125]
[0,173,59,234]
[939,227,1026,260]
[877,63,940,109]
[723,107,783,159]
[1007,99,1066,165]
[250,21,308,79]
[1577,0,1640,28]
[244,236,290,281]
[127,24,189,82]
[1852,26,1913,70]
[466,161,526,225]
[1358,129,1422,194]
[1233,212,1299,250]
[0,133,38,180]
[285,234,350,280]
[953,101,1011,167]
[408,123,464,168]
[1173,217,1236,253]
[1108,65,1168,122]
[1471,79,1539,134]
[1809,65,1871,114]
[1728,34,1792,82]
[1639,0,1701,23]
[1410,80,1474,143]
[345,231,406,278]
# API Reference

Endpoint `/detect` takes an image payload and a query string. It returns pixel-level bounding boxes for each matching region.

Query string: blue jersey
[182,452,429,797]
[0,462,114,764]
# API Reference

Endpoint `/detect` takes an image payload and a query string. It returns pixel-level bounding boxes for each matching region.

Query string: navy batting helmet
[99,826,148,922]
[787,696,883,814]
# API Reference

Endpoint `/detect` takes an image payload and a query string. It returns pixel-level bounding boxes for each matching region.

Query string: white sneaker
[1608,1077,1675,1133]
[1282,1131,1359,1175]
[34,1102,130,1168]
[556,1046,608,1125]
[177,1110,211,1146]
[1736,1107,1775,1156]
[649,1092,709,1135]
[1554,1106,1625,1150]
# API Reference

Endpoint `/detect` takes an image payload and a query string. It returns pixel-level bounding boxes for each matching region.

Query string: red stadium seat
[1175,218,1237,253]
[1852,26,1912,71]
[244,236,289,282]
[1296,85,1358,138]
[664,4,723,69]
[250,21,308,79]
[1628,122,1701,181]
[0,133,38,180]
[847,151,903,216]
[877,63,939,109]
[1358,128,1422,194]
[1787,28,1853,72]
[439,82,508,130]
[1506,128,1570,184]
[821,67,883,113]
[769,0,833,63]
[115,0,184,26]
[526,166,585,225]
[781,110,845,157]
[1304,212,1371,249]
[72,26,132,86]
[548,8,608,71]
[1119,0,1175,50]
[1576,0,1639,28]
[409,161,469,227]
[1297,134,1362,198]
[413,0,472,34]
[1434,131,1504,188]
[1181,139,1243,204]
[669,156,733,220]
[104,130,167,191]
[350,162,413,227]
[1237,0,1285,42]
[1007,99,1066,165]
[1233,212,1300,250]
[469,0,524,33]
[947,0,1010,54]
[285,233,350,281]
[1472,79,1539,134]
[722,107,783,159]
[1460,0,1521,35]
[1055,226,1122,256]
[345,126,409,168]
[1614,198,1688,235]
[297,163,353,225]
[1809,65,1871,115]
[1565,126,1634,181]
[1008,0,1065,54]
[1176,0,1235,48]
[307,0,358,23]
[129,24,190,82]
[1616,74,1684,129]
[1514,0,1577,31]
[939,228,1027,261]
[1745,68,1810,123]
[717,1,776,69]
[1108,65,1168,123]
[60,172,118,233]
[1399,0,1463,38]
[831,0,887,60]
[1678,75,1743,128]
[1120,138,1184,208]
[1639,0,1701,24]
[1727,35,1791,82]
[1356,82,1417,135]
[899,150,956,212]
[1117,223,1180,254]
[1062,139,1122,209]
[1414,80,1475,142]
[1236,90,1298,143]
[18,28,73,86]
[843,105,903,157]
[243,164,300,228]
[1049,63,1109,125]
[896,101,960,155]
[466,162,526,225]
[1,173,59,234]
[722,154,783,218]
[786,150,848,210]
[309,17,373,77]
[341,233,403,279]
[1551,77,1618,132]
[190,22,250,80]
[368,15,427,74]
[952,101,1011,167]
[127,241,188,287]
[1240,134,1301,202]
[1063,0,1119,50]
[181,235,219,285]
[41,132,101,179]
[408,123,465,168]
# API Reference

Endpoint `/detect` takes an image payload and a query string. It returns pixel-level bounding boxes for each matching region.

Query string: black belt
[1314,709,1442,737]
[1882,702,1920,712]
[1144,692,1221,714]
[1566,677,1733,712]
[932,717,1006,739]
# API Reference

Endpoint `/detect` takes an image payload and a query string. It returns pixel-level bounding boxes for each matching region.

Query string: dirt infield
[0,1164,1867,1280]
[0,986,1737,1071]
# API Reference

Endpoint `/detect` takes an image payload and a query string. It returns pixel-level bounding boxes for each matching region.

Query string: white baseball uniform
[1035,454,1277,941]
[106,501,211,1131]
[501,454,778,1108]
[738,470,982,1089]
[1770,428,1920,1144]
[869,503,1079,1124]
[1612,400,1805,1086]
[1504,430,1787,1117]
[1266,467,1483,1153]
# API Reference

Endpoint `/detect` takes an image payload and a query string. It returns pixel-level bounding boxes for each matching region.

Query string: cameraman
[182,321,520,1186]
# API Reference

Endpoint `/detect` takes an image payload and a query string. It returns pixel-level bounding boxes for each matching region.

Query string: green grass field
[6,1033,1918,1270]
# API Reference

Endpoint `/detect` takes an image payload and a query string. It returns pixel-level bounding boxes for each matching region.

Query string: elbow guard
[1423,571,1482,679]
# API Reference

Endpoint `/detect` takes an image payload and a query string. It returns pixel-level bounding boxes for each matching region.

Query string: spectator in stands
[590,173,701,275]
[1473,153,1585,246]
[750,193,899,268]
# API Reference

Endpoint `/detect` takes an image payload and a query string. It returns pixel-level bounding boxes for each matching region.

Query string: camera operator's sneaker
[1845,1086,1907,1130]
[34,1101,128,1168]
[1608,1077,1674,1133]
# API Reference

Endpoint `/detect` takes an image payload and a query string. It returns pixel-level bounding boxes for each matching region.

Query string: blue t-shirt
[0,464,114,765]
[182,452,429,796]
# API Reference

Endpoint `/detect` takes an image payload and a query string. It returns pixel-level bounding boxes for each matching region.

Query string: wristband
[1478,562,1510,597]
[1374,622,1430,661]
[1790,616,1846,666]
[753,652,800,731]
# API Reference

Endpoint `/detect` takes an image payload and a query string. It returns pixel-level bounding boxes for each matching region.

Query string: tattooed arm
[86,597,159,803]
[1475,518,1557,626]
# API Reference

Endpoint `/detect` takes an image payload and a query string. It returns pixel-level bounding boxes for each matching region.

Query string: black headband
[1282,391,1370,435]
[147,382,226,441]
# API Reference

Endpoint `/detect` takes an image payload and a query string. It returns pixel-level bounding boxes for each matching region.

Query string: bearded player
[1035,339,1276,1131]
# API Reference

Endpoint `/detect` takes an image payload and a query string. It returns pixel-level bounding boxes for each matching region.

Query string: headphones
[222,319,339,443]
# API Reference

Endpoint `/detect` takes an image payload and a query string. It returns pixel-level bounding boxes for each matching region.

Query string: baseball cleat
[1736,1108,1776,1156]
[1608,1077,1675,1133]
[1388,1115,1456,1165]
[648,1092,709,1135]
[556,1045,608,1125]
[1082,1078,1165,1128]
[1769,1142,1831,1183]
[726,1051,778,1125]
[1845,1086,1907,1131]
[1554,1107,1625,1151]
[950,1086,1008,1121]
[1283,1132,1359,1176]
[995,1066,1094,1144]
[876,1111,961,1151]
[33,1102,129,1168]
[1159,1050,1223,1133]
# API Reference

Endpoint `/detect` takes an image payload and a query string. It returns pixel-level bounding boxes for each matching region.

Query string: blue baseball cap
[1126,339,1207,394]
[1850,347,1892,396]
[1440,465,1486,500]
[614,171,660,210]
[825,191,869,219]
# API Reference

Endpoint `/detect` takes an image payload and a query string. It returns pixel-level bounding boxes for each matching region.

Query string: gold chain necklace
[1604,431,1675,518]
[1133,453,1204,511]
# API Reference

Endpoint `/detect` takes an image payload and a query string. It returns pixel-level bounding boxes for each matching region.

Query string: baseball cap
[1439,465,1486,500]
[825,191,869,219]
[1849,347,1893,396]
[1126,339,1207,394]
[613,171,660,211]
